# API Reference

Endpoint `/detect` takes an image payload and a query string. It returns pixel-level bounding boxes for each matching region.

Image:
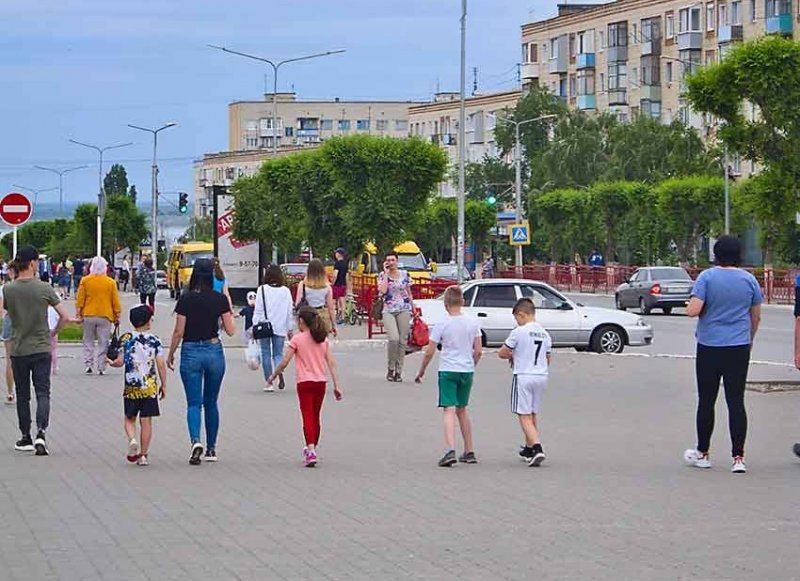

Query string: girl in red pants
[269,307,343,467]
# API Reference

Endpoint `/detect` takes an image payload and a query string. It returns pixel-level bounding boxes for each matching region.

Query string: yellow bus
[166,242,214,298]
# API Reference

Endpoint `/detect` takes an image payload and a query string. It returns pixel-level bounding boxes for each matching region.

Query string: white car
[415,279,653,354]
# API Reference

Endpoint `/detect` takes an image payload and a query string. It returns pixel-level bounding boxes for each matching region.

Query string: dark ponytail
[297,307,327,343]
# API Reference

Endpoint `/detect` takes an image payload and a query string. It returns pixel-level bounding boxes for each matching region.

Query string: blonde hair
[443,285,464,308]
[304,259,328,289]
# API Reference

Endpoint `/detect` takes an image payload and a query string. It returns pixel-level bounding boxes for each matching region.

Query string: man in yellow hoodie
[76,256,121,376]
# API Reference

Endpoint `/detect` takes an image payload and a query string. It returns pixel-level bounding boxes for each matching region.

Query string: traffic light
[178,192,189,214]
[486,185,497,207]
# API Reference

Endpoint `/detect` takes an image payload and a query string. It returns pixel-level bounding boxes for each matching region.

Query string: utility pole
[457,0,467,282]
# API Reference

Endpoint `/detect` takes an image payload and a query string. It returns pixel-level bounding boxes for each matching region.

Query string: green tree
[454,156,515,204]
[103,164,129,198]
[128,185,138,205]
[69,204,99,256]
[590,181,635,261]
[104,195,147,257]
[465,199,498,260]
[494,85,566,156]
[412,198,457,262]
[181,216,214,243]
[533,189,600,262]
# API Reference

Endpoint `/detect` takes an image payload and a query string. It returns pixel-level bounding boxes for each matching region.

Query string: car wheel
[615,294,626,311]
[638,297,651,315]
[591,325,625,354]
[662,307,672,315]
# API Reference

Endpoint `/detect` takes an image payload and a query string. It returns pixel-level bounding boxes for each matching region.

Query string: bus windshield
[182,251,213,268]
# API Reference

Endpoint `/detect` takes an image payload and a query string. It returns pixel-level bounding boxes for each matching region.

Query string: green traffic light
[486,195,497,206]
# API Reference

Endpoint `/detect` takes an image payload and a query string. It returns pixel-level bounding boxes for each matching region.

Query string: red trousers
[297,381,326,446]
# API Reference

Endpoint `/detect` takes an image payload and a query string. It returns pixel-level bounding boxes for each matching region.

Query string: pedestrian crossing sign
[509,223,531,246]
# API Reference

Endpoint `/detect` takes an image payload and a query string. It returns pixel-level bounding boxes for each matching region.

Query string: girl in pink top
[268,307,343,467]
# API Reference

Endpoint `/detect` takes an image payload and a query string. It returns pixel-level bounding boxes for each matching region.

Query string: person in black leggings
[137,257,157,312]
[684,236,762,474]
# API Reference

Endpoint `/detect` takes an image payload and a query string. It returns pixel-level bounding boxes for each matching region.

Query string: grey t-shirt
[3,278,61,357]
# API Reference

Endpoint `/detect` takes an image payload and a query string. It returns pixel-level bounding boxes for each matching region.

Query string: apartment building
[520,0,796,174]
[228,93,419,151]
[407,89,521,197]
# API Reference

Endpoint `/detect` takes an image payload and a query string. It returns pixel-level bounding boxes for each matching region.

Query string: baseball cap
[193,258,214,276]
[15,246,38,264]
[130,305,154,328]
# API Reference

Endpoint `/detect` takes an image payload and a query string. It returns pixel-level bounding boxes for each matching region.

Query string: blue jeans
[259,335,286,382]
[180,341,226,449]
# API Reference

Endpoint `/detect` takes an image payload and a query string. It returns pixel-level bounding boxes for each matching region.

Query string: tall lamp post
[33,164,88,217]
[208,45,345,155]
[69,139,133,257]
[12,185,58,218]
[457,0,467,282]
[127,123,177,270]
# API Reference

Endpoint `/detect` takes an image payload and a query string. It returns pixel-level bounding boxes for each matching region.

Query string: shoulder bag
[106,324,121,360]
[251,285,275,339]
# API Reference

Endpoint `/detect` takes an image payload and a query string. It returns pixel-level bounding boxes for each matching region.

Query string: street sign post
[0,192,33,259]
[509,222,531,246]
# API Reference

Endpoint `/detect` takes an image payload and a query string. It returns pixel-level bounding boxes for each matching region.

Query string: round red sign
[0,192,33,227]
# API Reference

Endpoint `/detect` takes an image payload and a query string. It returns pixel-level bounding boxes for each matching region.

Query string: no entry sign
[0,192,32,227]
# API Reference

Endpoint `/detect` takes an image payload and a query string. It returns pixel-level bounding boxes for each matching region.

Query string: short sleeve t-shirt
[3,278,61,356]
[691,267,762,347]
[175,289,231,342]
[429,314,482,373]
[378,270,413,313]
[288,332,330,383]
[333,260,348,287]
[504,321,552,376]
[121,332,163,400]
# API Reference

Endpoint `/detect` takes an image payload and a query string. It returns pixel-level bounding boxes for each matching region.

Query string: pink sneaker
[304,448,317,467]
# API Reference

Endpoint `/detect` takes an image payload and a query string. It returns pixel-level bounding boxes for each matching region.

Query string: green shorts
[438,371,474,408]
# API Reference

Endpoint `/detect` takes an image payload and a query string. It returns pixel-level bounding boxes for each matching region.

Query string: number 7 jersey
[503,321,552,376]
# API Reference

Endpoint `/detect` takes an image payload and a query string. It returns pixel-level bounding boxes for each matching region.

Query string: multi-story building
[520,0,796,175]
[408,89,521,197]
[228,93,418,151]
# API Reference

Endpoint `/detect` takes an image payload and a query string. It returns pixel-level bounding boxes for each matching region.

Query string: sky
[0,0,605,209]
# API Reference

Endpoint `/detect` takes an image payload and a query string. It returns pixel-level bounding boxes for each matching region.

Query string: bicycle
[343,293,362,326]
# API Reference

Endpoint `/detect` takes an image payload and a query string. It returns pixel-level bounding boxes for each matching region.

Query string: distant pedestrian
[57,259,71,299]
[108,305,166,467]
[378,251,414,382]
[137,257,157,312]
[212,257,233,310]
[498,298,552,467]
[481,256,495,279]
[268,306,343,467]
[253,265,294,392]
[75,256,121,376]
[167,258,235,466]
[2,262,18,405]
[332,248,349,324]
[588,249,605,268]
[295,259,337,337]
[238,291,257,341]
[414,286,482,467]
[2,247,70,456]
[72,257,84,294]
[120,255,131,292]
[684,235,762,474]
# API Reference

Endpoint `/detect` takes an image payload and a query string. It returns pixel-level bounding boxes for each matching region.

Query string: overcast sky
[0,0,605,207]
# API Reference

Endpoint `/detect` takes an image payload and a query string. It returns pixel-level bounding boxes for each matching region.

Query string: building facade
[407,89,521,197]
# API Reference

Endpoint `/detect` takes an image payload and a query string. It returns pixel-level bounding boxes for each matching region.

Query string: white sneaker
[127,438,140,462]
[263,384,274,393]
[684,449,712,469]
[731,456,747,473]
[137,454,149,466]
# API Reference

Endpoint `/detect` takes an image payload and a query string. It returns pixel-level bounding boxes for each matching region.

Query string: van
[351,241,433,281]
[166,242,214,298]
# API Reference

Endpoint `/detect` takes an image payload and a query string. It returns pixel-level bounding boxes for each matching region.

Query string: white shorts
[511,374,546,415]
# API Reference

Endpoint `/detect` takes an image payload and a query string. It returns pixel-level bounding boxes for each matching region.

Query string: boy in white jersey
[498,298,552,467]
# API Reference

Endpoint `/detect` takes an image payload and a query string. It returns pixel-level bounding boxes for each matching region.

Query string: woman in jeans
[253,265,294,393]
[378,251,414,382]
[75,257,121,376]
[295,259,337,337]
[167,258,235,465]
[684,236,762,474]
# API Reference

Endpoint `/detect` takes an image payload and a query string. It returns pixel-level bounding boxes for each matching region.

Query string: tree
[455,156,515,204]
[494,85,566,156]
[128,185,138,205]
[104,195,147,257]
[412,198,457,262]
[465,199,498,260]
[533,188,601,262]
[590,182,635,261]
[103,164,129,198]
[181,216,214,243]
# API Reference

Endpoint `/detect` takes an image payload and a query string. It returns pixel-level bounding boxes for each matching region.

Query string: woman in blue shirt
[684,236,762,474]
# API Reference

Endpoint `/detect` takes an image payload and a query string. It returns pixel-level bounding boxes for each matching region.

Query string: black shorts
[124,398,160,418]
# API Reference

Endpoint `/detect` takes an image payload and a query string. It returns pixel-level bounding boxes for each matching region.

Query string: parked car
[614,266,694,315]
[281,262,308,285]
[415,279,653,354]
[155,270,168,290]
[432,263,472,282]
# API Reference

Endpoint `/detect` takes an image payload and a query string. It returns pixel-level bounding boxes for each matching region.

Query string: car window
[182,251,213,267]
[640,270,650,282]
[474,284,517,308]
[520,285,567,309]
[462,286,476,306]
[629,270,640,283]
[649,267,691,280]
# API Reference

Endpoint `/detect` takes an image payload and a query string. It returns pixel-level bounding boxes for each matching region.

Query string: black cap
[15,246,38,264]
[193,258,214,276]
[129,305,153,328]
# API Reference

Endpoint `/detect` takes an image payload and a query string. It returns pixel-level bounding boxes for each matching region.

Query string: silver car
[415,279,653,354]
[614,266,694,315]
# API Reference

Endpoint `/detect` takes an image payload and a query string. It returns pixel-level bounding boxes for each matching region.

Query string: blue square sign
[509,223,531,246]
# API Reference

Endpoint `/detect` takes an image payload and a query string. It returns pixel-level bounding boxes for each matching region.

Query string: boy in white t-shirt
[415,286,482,467]
[499,298,552,467]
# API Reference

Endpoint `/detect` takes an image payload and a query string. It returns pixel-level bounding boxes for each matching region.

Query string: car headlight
[636,317,648,327]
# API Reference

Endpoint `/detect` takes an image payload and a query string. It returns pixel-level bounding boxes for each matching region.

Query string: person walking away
[137,257,157,312]
[268,307,343,467]
[120,255,131,293]
[76,257,121,376]
[108,305,166,467]
[212,257,233,310]
[1,247,70,455]
[414,286,482,467]
[378,251,414,382]
[167,258,235,465]
[57,259,71,299]
[296,259,337,337]
[684,235,762,474]
[498,298,552,467]
[72,257,84,295]
[253,265,294,392]
[2,262,18,405]
[332,248,349,324]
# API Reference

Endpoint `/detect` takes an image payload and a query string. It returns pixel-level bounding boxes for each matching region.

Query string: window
[641,55,660,85]
[666,12,675,37]
[550,37,559,58]
[705,49,717,65]
[522,42,529,62]
[750,0,757,20]
[629,270,640,283]
[285,127,294,137]
[356,119,370,131]
[718,2,728,27]
[569,74,576,96]
[376,119,388,131]
[731,0,742,24]
[577,70,596,94]
[245,137,258,148]
[474,285,517,308]
[608,62,627,90]
[766,0,791,17]
[321,119,333,131]
[529,43,539,62]
[338,119,351,131]
[578,29,595,53]
[569,33,576,58]
[642,100,662,119]
[641,17,662,42]
[520,285,568,310]
[395,119,408,131]
[679,7,702,31]
[245,120,258,132]
[608,21,628,47]
[706,3,715,30]
[666,61,673,83]
[600,72,605,91]
[462,286,476,306]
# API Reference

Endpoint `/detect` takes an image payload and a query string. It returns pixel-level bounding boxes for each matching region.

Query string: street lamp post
[128,123,177,270]
[34,165,88,217]
[457,0,467,282]
[69,139,133,257]
[12,185,58,219]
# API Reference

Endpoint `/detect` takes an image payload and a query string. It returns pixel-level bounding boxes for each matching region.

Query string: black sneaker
[14,435,34,452]
[528,446,546,467]
[438,450,457,467]
[519,446,534,460]
[189,442,204,465]
[458,451,478,464]
[794,443,800,459]
[34,431,48,456]
[204,449,218,462]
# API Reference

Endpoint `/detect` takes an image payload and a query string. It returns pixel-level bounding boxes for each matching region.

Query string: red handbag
[409,310,430,348]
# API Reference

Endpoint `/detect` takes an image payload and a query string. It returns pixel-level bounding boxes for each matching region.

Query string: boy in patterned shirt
[108,305,166,466]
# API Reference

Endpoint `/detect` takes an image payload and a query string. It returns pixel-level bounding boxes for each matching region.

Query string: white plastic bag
[245,340,261,371]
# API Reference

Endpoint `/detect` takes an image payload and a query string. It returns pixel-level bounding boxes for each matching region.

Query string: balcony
[608,89,627,105]
[677,31,703,50]
[576,53,596,69]
[607,45,628,63]
[520,62,540,79]
[718,24,744,43]
[641,39,662,56]
[297,128,319,137]
[639,85,662,101]
[577,94,597,110]
[766,13,793,35]
[549,53,568,74]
